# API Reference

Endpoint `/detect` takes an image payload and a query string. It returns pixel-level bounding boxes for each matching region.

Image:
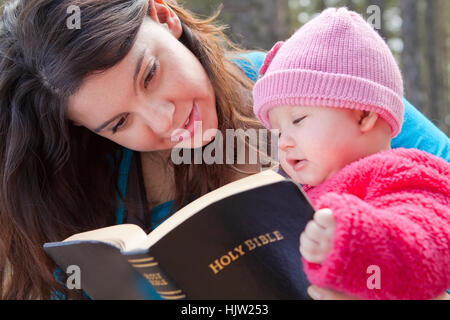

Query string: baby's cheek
[278,154,294,176]
[278,153,288,171]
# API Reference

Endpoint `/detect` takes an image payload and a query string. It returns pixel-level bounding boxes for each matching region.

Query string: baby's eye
[293,116,307,125]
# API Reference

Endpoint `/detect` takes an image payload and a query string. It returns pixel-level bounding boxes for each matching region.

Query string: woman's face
[67,16,217,152]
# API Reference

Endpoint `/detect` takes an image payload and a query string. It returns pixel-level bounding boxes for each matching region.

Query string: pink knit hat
[253,7,404,137]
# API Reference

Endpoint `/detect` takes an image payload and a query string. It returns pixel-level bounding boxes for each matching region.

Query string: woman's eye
[112,115,128,134]
[144,61,158,88]
[293,116,307,125]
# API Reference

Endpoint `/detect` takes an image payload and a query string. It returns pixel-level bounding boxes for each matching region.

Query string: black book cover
[44,177,315,300]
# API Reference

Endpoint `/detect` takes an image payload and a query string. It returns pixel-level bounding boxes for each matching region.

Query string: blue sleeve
[232,51,266,83]
[392,98,450,162]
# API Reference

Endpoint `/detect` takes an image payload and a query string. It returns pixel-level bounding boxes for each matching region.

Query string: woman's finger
[307,285,357,300]
[308,286,450,300]
[432,291,450,300]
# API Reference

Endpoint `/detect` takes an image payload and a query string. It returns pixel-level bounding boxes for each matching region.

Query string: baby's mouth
[287,158,307,171]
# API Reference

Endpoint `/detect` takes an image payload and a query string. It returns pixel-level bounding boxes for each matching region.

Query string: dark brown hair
[0,0,267,299]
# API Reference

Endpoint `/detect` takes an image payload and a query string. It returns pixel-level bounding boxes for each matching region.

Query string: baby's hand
[299,208,335,264]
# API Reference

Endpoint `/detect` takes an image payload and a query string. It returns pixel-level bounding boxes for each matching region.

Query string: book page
[63,223,148,251]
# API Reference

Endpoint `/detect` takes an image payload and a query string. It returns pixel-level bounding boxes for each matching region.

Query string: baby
[253,7,449,300]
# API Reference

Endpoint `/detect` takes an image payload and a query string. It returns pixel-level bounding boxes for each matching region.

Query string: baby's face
[269,105,365,186]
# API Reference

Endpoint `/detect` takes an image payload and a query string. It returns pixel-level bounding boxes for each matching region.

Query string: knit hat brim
[253,69,404,137]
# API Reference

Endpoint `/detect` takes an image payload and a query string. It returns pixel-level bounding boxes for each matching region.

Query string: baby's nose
[278,133,296,150]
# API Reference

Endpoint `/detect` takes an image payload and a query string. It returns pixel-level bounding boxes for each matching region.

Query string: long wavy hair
[0,0,269,299]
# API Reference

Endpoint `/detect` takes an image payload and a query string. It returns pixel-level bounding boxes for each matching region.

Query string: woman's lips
[171,102,200,142]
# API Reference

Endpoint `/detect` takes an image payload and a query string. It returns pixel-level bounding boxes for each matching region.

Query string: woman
[0,0,448,299]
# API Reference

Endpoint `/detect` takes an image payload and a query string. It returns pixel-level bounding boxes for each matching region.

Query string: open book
[44,169,315,300]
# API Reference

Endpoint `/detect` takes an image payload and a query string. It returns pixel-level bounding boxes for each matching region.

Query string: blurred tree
[316,0,326,11]
[0,0,447,133]
[424,0,439,123]
[183,0,290,50]
[428,0,447,130]
[180,0,221,16]
[345,0,354,10]
[400,0,423,111]
[181,0,449,133]
[444,0,450,130]
[221,0,290,50]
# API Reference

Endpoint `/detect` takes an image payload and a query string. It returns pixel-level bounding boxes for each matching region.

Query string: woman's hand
[307,285,450,300]
[307,285,357,300]
[433,292,450,300]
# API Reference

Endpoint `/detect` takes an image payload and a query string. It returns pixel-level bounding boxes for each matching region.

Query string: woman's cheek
[122,130,162,152]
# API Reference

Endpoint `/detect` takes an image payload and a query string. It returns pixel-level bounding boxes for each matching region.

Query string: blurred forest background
[182,0,450,135]
[0,0,448,135]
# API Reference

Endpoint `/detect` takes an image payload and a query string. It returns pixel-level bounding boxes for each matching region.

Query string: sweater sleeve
[302,189,450,300]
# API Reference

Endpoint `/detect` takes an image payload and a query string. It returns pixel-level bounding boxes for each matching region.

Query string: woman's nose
[139,100,176,136]
[278,132,296,151]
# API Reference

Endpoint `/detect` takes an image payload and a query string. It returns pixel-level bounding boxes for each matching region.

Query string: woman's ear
[148,0,182,39]
[356,110,379,133]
